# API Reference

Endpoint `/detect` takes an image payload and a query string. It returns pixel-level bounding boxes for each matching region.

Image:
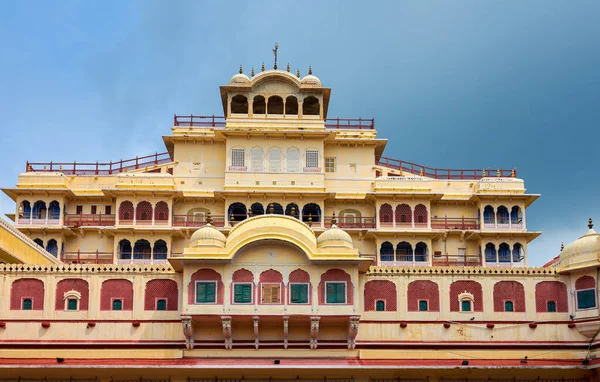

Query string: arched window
[285,203,300,218]
[250,147,264,172]
[286,148,300,172]
[48,201,60,220]
[154,202,169,223]
[461,300,472,312]
[396,242,413,262]
[230,94,248,114]
[46,239,58,257]
[485,243,497,262]
[250,203,264,216]
[547,301,557,312]
[498,243,511,262]
[267,96,283,114]
[483,205,495,224]
[267,148,282,172]
[228,202,247,222]
[267,203,284,215]
[504,301,514,312]
[497,206,509,224]
[112,299,123,311]
[419,300,428,311]
[576,276,596,310]
[339,209,361,228]
[379,204,393,226]
[303,96,320,116]
[20,200,31,220]
[153,240,168,260]
[302,203,321,223]
[32,200,47,220]
[133,239,151,260]
[380,241,394,263]
[414,204,428,227]
[376,300,385,311]
[186,207,210,226]
[119,201,134,222]
[395,204,412,226]
[23,298,33,310]
[253,95,266,114]
[511,206,522,224]
[512,243,523,262]
[136,201,153,223]
[156,299,167,311]
[415,242,428,262]
[33,238,44,247]
[285,96,298,115]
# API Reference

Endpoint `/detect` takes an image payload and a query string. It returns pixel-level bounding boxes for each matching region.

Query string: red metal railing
[173,115,226,127]
[61,251,113,264]
[377,156,516,180]
[324,216,376,229]
[432,254,482,267]
[26,152,172,175]
[324,118,375,130]
[431,217,480,230]
[64,214,116,227]
[172,215,226,228]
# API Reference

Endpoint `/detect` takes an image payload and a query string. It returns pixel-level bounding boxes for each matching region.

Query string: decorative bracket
[253,316,260,349]
[283,316,289,349]
[310,316,320,349]
[221,316,232,350]
[347,316,360,350]
[181,315,194,350]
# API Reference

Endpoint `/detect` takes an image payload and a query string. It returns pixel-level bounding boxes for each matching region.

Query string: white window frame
[305,149,319,171]
[325,157,336,173]
[232,282,254,305]
[194,280,218,304]
[418,299,429,312]
[288,282,311,305]
[111,297,124,311]
[155,297,168,310]
[576,288,597,311]
[230,148,246,170]
[63,290,82,311]
[21,296,34,310]
[260,283,282,304]
[503,299,515,312]
[324,281,347,305]
[375,299,386,311]
[458,292,474,313]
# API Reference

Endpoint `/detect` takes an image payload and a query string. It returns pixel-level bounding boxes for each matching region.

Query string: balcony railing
[17,217,60,225]
[173,115,226,127]
[483,219,524,230]
[377,156,516,180]
[62,251,113,264]
[26,152,172,175]
[324,217,376,229]
[172,215,226,228]
[380,254,429,267]
[432,254,482,267]
[64,214,116,227]
[116,258,169,265]
[431,217,479,230]
[324,118,374,130]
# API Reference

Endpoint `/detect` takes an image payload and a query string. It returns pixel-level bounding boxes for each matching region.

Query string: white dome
[229,73,251,86]
[300,75,322,88]
[190,224,227,248]
[557,218,600,271]
[317,224,353,249]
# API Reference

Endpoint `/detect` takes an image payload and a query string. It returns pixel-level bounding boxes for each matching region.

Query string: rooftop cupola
[557,218,600,272]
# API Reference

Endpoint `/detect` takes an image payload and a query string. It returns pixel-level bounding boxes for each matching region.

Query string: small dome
[229,73,251,86]
[317,224,353,249]
[300,75,322,88]
[190,224,226,248]
[557,218,600,271]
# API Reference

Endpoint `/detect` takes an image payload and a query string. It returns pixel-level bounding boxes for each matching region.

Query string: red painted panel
[10,279,44,310]
[364,280,397,311]
[493,281,525,312]
[407,280,440,312]
[289,269,310,283]
[576,275,595,290]
[188,268,224,305]
[100,279,133,311]
[232,268,254,282]
[55,279,89,310]
[144,279,178,310]
[535,281,568,312]
[449,280,483,312]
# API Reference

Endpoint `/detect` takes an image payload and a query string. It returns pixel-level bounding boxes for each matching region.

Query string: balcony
[324,216,376,229]
[117,218,170,226]
[432,254,482,267]
[116,258,169,265]
[483,219,524,230]
[380,254,429,267]
[17,216,60,226]
[62,251,113,264]
[116,252,169,265]
[173,115,375,130]
[64,214,116,227]
[431,217,479,230]
[172,215,226,228]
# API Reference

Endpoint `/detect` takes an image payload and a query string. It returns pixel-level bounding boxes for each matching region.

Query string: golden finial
[497,169,501,177]
[482,169,486,177]
[296,69,300,78]
[248,210,253,217]
[43,165,47,171]
[589,217,594,229]
[206,211,213,225]
[308,66,312,75]
[560,242,564,252]
[287,63,290,72]
[230,213,235,222]
[308,213,313,227]
[291,206,297,217]
[59,165,63,172]
[251,67,255,77]
[419,168,424,176]
[331,211,337,226]
[511,168,516,178]
[273,42,278,70]
[261,62,265,72]
[239,65,243,74]
[268,203,275,214]
[18,206,23,217]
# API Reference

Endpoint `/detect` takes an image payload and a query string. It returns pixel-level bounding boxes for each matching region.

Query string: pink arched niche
[364,280,397,311]
[100,279,133,311]
[407,280,440,312]
[259,269,283,305]
[318,269,353,305]
[188,268,224,305]
[55,278,89,310]
[145,279,178,310]
[11,278,44,310]
[449,280,483,312]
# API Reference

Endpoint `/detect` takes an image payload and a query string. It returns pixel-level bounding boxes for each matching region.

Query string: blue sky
[1,1,598,266]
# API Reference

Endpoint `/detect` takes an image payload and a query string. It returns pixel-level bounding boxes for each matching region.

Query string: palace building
[0,62,599,381]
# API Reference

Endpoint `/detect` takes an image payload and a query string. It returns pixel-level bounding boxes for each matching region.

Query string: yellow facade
[0,65,599,381]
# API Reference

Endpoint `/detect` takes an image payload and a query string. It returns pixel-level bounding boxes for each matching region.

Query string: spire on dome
[308,66,312,75]
[331,211,337,226]
[239,65,243,74]
[589,217,594,229]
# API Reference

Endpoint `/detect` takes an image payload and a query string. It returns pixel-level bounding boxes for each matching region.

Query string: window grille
[268,149,282,172]
[231,148,245,167]
[305,150,319,169]
[286,148,300,172]
[325,157,336,172]
[250,148,264,172]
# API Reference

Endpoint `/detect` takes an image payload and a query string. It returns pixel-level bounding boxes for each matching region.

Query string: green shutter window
[419,300,428,311]
[156,299,167,311]
[504,301,514,312]
[326,283,346,304]
[22,298,32,310]
[234,284,252,303]
[290,284,308,304]
[375,300,385,311]
[196,282,217,303]
[112,299,122,311]
[547,301,557,312]
[461,300,471,312]
[577,290,596,310]
[67,299,78,310]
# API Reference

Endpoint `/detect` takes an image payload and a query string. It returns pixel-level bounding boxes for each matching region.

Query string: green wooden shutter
[336,283,346,303]
[67,299,78,310]
[326,283,335,303]
[23,299,32,310]
[291,284,308,304]
[206,282,216,303]
[157,299,167,311]
[234,284,252,303]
